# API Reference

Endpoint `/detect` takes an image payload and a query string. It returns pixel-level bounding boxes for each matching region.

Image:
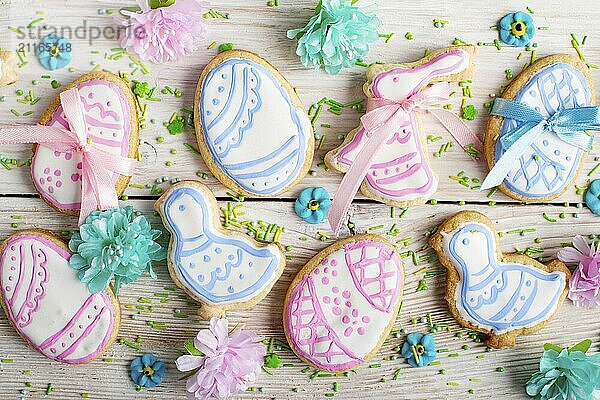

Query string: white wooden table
[1,0,600,399]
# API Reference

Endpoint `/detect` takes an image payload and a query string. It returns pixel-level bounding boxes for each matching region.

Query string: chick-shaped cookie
[155,180,285,319]
[429,211,570,348]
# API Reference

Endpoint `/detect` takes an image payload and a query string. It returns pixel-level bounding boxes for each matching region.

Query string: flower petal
[176,355,204,372]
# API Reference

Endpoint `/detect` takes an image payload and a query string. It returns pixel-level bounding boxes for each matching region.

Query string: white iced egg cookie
[429,211,570,348]
[31,71,139,215]
[283,234,404,372]
[0,230,120,363]
[155,180,286,319]
[194,50,314,197]
[485,54,596,202]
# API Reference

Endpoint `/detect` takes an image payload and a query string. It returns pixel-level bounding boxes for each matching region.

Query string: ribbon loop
[480,98,600,191]
[328,83,484,235]
[0,88,136,225]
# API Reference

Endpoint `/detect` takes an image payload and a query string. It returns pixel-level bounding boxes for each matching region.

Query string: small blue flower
[499,11,535,47]
[295,187,331,224]
[585,179,600,216]
[130,353,166,389]
[37,34,72,70]
[401,333,436,367]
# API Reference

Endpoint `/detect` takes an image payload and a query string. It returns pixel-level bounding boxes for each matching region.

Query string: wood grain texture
[0,0,599,399]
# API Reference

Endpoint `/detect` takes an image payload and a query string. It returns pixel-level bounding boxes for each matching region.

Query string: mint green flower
[287,0,381,75]
[69,206,166,294]
[526,344,600,400]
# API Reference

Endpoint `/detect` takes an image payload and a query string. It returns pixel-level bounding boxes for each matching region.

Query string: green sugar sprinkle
[404,32,414,40]
[496,367,505,372]
[447,382,460,386]
[46,383,55,395]
[219,43,235,53]
[118,338,141,350]
[542,213,557,223]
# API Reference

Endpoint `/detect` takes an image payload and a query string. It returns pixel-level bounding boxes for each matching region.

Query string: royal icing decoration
[482,55,597,201]
[195,50,314,197]
[430,211,569,348]
[284,234,403,372]
[31,73,138,213]
[0,231,119,363]
[155,180,286,318]
[325,47,476,208]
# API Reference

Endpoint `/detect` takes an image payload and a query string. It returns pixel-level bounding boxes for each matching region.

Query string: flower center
[142,366,155,376]
[511,21,527,37]
[49,45,60,57]
[308,200,320,211]
[415,344,425,355]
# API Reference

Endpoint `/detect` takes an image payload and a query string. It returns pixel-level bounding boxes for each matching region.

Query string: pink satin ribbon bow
[0,88,136,225]
[328,82,484,235]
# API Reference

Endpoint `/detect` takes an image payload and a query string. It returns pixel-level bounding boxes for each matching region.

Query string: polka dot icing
[284,235,404,372]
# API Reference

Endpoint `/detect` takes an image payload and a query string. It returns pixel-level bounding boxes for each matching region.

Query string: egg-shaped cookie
[195,50,314,197]
[31,72,139,215]
[0,230,120,363]
[485,54,595,202]
[284,234,404,372]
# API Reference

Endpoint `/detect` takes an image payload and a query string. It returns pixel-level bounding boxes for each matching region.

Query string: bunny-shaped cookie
[325,46,476,208]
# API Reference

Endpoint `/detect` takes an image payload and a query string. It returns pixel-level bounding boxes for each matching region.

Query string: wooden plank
[0,0,599,399]
[0,197,599,399]
[0,0,599,203]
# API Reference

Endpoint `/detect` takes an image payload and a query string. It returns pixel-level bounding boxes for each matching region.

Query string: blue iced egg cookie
[195,50,314,197]
[485,54,596,202]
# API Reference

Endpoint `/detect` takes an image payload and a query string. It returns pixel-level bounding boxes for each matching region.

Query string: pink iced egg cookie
[284,235,404,372]
[30,72,138,214]
[0,231,119,364]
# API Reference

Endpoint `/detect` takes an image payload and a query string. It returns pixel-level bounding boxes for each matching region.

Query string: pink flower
[117,0,209,64]
[176,318,266,399]
[557,235,600,308]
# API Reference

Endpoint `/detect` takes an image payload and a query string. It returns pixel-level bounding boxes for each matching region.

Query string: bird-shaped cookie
[429,211,570,348]
[155,180,285,319]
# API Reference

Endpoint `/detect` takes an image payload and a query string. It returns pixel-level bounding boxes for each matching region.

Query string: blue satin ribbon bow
[480,98,600,190]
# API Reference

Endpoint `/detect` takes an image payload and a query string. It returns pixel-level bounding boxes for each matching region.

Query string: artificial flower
[176,318,266,400]
[117,0,209,64]
[37,34,72,70]
[130,353,166,389]
[401,332,436,367]
[526,341,600,400]
[557,235,600,308]
[295,187,331,224]
[68,206,166,294]
[499,11,535,47]
[287,0,381,75]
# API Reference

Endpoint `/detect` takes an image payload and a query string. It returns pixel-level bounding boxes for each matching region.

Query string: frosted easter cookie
[429,211,570,348]
[0,229,120,363]
[283,234,404,372]
[325,46,477,208]
[31,71,139,215]
[155,180,286,319]
[194,49,314,197]
[482,54,597,201]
